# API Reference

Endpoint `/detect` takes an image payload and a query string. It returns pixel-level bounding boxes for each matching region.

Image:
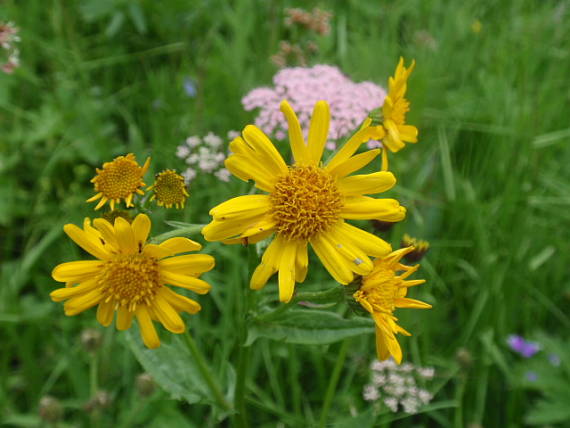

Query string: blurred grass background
[1,0,570,426]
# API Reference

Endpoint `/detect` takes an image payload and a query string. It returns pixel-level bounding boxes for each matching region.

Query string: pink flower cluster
[363,359,435,415]
[242,65,386,150]
[0,22,20,73]
[176,132,236,183]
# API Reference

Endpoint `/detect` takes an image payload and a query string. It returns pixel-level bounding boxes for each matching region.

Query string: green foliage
[1,0,569,426]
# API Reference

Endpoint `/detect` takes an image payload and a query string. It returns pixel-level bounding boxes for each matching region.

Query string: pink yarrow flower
[242,65,386,150]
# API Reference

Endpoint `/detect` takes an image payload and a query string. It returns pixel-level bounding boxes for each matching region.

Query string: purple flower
[525,371,538,382]
[507,335,541,358]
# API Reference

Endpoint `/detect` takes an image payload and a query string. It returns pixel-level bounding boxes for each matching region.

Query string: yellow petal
[307,100,330,165]
[325,127,374,172]
[92,218,119,250]
[375,326,391,361]
[143,244,173,259]
[383,119,406,153]
[295,240,308,283]
[96,300,115,327]
[327,149,380,178]
[160,287,201,314]
[160,271,212,294]
[336,222,392,258]
[152,294,185,334]
[158,237,202,254]
[225,154,278,192]
[135,305,160,349]
[239,218,277,238]
[50,278,99,302]
[159,254,215,275]
[278,239,298,303]
[399,125,418,143]
[63,224,111,260]
[310,232,354,284]
[222,229,274,245]
[280,100,309,164]
[242,125,288,175]
[52,261,103,283]
[250,236,283,290]
[209,195,271,220]
[394,297,432,309]
[341,197,406,222]
[326,224,374,276]
[116,306,133,330]
[114,217,137,255]
[337,171,396,196]
[132,214,151,247]
[64,288,103,316]
[202,210,268,242]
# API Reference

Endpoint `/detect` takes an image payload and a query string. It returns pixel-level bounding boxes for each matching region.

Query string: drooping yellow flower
[50,213,214,349]
[381,57,418,154]
[87,154,151,210]
[353,247,431,364]
[148,169,189,209]
[202,100,406,303]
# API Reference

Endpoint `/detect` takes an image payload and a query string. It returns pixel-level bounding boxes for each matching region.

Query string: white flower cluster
[176,131,237,183]
[363,359,435,415]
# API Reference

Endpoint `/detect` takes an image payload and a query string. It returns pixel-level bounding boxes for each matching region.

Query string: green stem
[318,339,349,428]
[89,352,98,398]
[183,331,232,412]
[233,244,258,427]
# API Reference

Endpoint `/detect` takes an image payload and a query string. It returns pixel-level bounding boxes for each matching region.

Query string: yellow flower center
[99,255,161,311]
[271,166,342,240]
[355,268,400,313]
[93,155,145,200]
[151,170,188,208]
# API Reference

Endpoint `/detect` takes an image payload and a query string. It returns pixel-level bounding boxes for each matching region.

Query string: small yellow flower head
[87,154,150,210]
[381,57,418,154]
[353,247,431,364]
[471,19,482,34]
[50,214,215,349]
[400,234,430,262]
[203,100,406,303]
[148,169,189,209]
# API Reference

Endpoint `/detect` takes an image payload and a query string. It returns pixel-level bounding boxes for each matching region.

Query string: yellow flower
[87,154,151,210]
[202,100,406,303]
[353,247,431,364]
[50,214,214,349]
[148,169,189,209]
[380,57,418,154]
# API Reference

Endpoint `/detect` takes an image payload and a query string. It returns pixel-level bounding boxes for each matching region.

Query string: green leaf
[525,397,570,425]
[246,309,374,346]
[124,329,211,405]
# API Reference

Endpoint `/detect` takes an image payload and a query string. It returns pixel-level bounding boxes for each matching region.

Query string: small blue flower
[183,77,197,97]
[525,371,538,382]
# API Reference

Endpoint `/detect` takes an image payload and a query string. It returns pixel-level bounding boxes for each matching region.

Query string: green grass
[1,0,570,426]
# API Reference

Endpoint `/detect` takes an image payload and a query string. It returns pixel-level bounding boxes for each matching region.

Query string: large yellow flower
[51,214,214,348]
[87,153,151,210]
[381,57,418,153]
[353,247,431,364]
[202,100,406,303]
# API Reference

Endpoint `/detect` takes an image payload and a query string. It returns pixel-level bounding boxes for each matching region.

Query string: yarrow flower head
[50,214,215,348]
[353,247,431,364]
[363,358,435,414]
[87,153,150,210]
[0,22,20,74]
[203,100,406,303]
[176,133,232,184]
[148,170,189,209]
[507,335,541,358]
[242,66,386,150]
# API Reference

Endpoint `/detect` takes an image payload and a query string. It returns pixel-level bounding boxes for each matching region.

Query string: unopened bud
[39,396,63,423]
[400,234,430,262]
[136,373,156,397]
[456,347,473,370]
[81,328,102,353]
[84,390,112,413]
